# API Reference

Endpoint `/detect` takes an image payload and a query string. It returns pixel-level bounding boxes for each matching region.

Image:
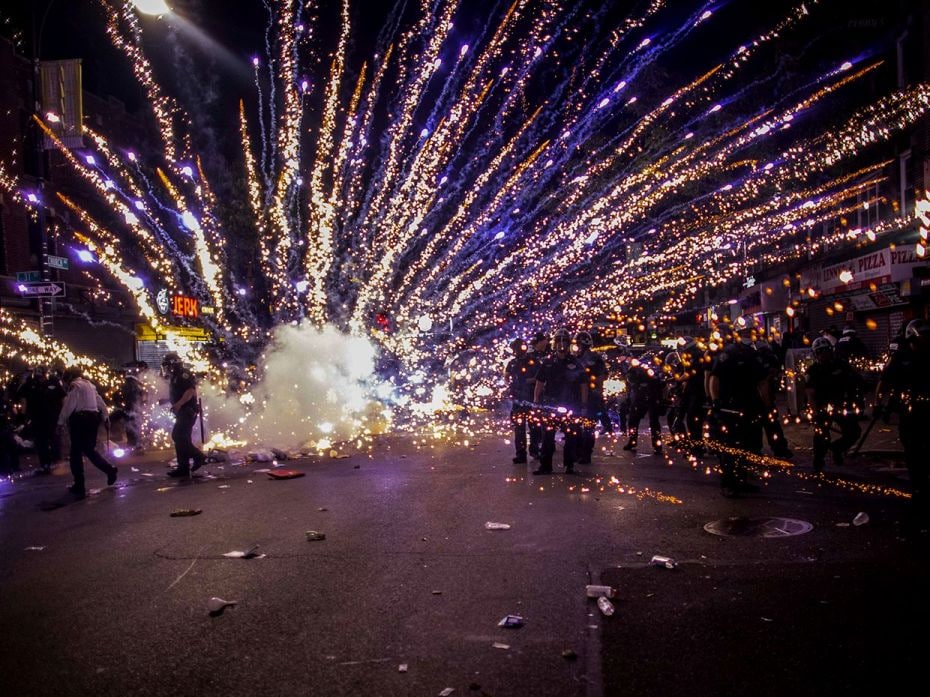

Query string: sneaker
[166,468,191,478]
[532,467,553,475]
[512,456,528,464]
[107,467,118,486]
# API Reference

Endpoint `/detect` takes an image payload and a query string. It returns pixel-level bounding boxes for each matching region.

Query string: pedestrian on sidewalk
[57,368,117,499]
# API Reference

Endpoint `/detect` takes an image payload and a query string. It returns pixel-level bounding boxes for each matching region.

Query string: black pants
[0,427,20,473]
[32,419,57,468]
[812,411,861,464]
[900,405,930,513]
[538,419,582,471]
[762,406,791,455]
[711,409,762,488]
[68,411,114,491]
[627,398,663,450]
[511,406,541,459]
[172,408,205,472]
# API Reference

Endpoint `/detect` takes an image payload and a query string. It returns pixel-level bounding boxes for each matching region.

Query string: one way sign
[17,281,66,297]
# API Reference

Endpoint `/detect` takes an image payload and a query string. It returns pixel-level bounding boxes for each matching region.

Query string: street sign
[17,282,66,297]
[47,255,70,270]
[16,271,41,283]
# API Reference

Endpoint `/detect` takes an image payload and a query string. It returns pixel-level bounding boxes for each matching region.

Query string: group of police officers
[506,319,930,514]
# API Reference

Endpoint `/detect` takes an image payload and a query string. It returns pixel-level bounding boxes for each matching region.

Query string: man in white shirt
[57,367,118,499]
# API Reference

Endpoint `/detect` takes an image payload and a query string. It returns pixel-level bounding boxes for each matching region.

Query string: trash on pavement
[650,554,677,569]
[305,530,326,541]
[247,450,275,462]
[835,522,851,528]
[267,469,305,480]
[853,512,870,526]
[170,509,202,517]
[492,642,510,650]
[484,521,511,530]
[562,649,578,661]
[597,597,615,616]
[431,590,443,595]
[498,614,524,628]
[24,546,46,551]
[585,584,617,599]
[207,597,237,615]
[223,545,262,559]
[218,484,230,489]
[439,689,454,696]
[398,664,408,673]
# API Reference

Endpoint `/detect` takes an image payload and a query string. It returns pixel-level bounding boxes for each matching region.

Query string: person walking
[622,354,665,455]
[505,338,541,464]
[880,319,930,522]
[573,330,609,464]
[18,366,66,473]
[804,337,863,472]
[57,368,117,499]
[707,326,769,496]
[161,353,206,477]
[533,329,588,475]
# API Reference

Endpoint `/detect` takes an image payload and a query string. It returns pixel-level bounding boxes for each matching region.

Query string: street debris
[597,597,615,616]
[218,484,230,489]
[223,545,262,559]
[439,689,454,696]
[398,664,408,673]
[562,649,578,661]
[432,590,443,595]
[318,507,328,511]
[24,546,46,551]
[761,617,774,622]
[498,614,524,628]
[491,642,510,650]
[484,521,511,530]
[835,522,851,528]
[305,530,326,541]
[267,469,305,479]
[853,512,870,526]
[170,509,202,517]
[247,450,275,462]
[585,584,617,599]
[650,554,677,569]
[207,597,237,616]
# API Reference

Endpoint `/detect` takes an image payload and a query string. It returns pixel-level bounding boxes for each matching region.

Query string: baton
[198,398,206,445]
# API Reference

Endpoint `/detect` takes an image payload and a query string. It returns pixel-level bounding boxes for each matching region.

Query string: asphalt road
[0,425,927,697]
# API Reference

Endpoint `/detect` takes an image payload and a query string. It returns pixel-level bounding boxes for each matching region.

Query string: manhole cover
[703,517,813,538]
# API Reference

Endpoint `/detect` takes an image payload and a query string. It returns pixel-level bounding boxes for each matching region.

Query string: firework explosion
[2,0,928,447]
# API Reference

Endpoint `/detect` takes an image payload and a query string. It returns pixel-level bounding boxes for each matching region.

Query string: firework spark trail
[2,0,929,417]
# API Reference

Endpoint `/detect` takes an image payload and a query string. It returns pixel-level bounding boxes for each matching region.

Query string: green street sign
[47,255,69,270]
[16,271,41,282]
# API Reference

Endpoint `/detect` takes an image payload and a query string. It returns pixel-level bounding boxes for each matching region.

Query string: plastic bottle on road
[597,597,615,616]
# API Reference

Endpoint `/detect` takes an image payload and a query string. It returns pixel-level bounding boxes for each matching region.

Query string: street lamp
[131,0,172,16]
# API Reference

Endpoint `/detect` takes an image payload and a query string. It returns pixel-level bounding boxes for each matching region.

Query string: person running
[57,368,117,499]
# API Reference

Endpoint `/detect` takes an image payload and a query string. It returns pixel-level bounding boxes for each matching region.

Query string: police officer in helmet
[505,337,541,464]
[161,353,205,477]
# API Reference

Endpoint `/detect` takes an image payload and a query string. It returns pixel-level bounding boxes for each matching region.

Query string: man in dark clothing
[527,332,550,459]
[533,330,588,475]
[805,337,863,472]
[573,330,609,464]
[835,326,869,363]
[755,341,793,459]
[505,338,541,464]
[162,353,205,477]
[881,319,930,519]
[707,331,769,496]
[18,366,65,473]
[678,339,709,456]
[622,355,665,455]
[113,366,146,454]
[0,389,21,474]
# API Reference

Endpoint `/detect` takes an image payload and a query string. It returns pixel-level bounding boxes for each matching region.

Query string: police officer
[573,330,609,464]
[56,368,118,499]
[533,329,588,475]
[755,340,793,459]
[505,338,540,463]
[804,337,863,472]
[113,364,147,454]
[881,319,930,519]
[835,326,869,363]
[18,366,65,473]
[162,353,205,477]
[622,354,665,455]
[707,325,769,496]
[677,338,709,456]
[527,332,550,459]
